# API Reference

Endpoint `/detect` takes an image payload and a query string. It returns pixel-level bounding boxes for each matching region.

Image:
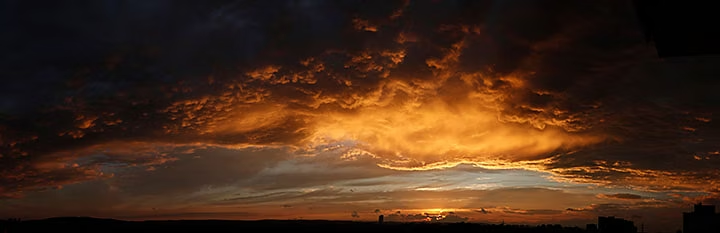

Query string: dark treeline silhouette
[0,217,589,233]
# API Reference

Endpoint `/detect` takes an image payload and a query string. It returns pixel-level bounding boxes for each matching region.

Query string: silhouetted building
[586,223,598,233]
[683,203,720,233]
[378,215,383,224]
[598,216,636,233]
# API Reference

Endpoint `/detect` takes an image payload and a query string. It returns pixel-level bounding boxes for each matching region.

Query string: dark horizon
[0,215,629,233]
[4,202,719,233]
[7,207,717,233]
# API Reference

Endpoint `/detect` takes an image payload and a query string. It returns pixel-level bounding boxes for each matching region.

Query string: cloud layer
[1,0,720,230]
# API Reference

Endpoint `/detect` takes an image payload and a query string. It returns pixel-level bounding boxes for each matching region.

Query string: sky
[1,0,719,232]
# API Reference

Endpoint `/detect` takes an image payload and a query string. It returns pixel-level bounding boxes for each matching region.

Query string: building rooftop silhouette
[683,203,720,233]
[597,216,636,233]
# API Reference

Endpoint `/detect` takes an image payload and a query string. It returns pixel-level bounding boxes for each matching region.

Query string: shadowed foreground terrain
[1,217,586,233]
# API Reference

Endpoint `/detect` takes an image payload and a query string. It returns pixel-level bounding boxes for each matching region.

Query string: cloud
[118,211,259,220]
[474,208,491,214]
[0,141,193,198]
[499,208,564,216]
[433,213,468,223]
[113,147,290,197]
[384,213,427,222]
[2,0,609,189]
[597,193,643,200]
[1,3,720,228]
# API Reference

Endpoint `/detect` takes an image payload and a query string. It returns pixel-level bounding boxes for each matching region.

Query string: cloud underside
[1,0,720,206]
[1,171,688,230]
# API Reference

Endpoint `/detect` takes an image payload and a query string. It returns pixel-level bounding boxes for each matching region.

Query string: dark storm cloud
[0,0,400,196]
[1,0,720,204]
[0,0,361,145]
[0,0,475,196]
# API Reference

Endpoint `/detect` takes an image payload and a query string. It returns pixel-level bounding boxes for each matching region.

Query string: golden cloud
[155,33,607,171]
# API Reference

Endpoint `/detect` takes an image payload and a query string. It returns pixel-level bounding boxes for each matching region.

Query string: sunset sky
[1,1,720,232]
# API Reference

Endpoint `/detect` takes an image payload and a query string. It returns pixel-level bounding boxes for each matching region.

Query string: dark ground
[1,217,587,233]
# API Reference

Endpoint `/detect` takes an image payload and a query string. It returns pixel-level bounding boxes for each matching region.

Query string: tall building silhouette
[598,216,637,233]
[378,215,383,224]
[683,203,720,233]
